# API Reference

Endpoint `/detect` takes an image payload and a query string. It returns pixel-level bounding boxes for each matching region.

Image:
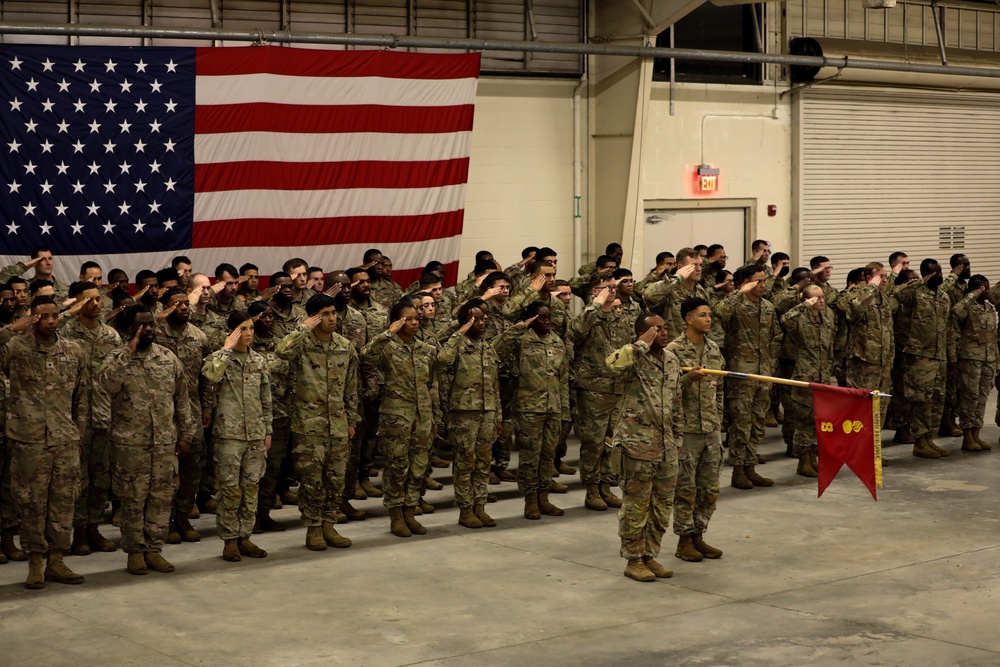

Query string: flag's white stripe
[193,184,467,223]
[197,74,478,108]
[194,130,472,165]
[3,235,461,289]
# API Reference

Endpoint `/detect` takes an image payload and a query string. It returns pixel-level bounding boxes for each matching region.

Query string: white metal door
[642,208,746,275]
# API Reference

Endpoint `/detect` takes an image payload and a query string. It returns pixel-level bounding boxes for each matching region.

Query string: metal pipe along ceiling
[3,20,1000,80]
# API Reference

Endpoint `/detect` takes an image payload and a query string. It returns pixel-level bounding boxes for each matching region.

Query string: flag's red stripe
[195,158,470,193]
[196,48,481,80]
[195,103,475,135]
[192,212,465,249]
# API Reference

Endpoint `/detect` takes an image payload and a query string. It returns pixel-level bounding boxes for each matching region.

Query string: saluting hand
[458,317,476,335]
[304,314,323,330]
[869,274,884,289]
[133,285,150,300]
[804,296,820,308]
[738,281,757,295]
[210,281,226,295]
[11,314,39,333]
[529,274,547,292]
[155,303,177,320]
[676,263,697,280]
[637,324,659,347]
[324,283,342,298]
[223,327,243,350]
[260,285,280,300]
[127,325,143,353]
[388,317,406,334]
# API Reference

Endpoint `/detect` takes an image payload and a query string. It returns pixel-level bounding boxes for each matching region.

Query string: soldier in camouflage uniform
[277,294,360,551]
[781,286,837,477]
[643,249,707,340]
[187,273,227,342]
[2,296,89,589]
[842,263,897,430]
[939,254,972,437]
[667,298,726,563]
[893,259,953,459]
[62,282,121,556]
[478,272,517,483]
[634,252,675,297]
[501,260,567,339]
[494,301,570,520]
[605,313,681,583]
[705,269,733,349]
[202,311,272,561]
[364,249,404,309]
[886,268,919,442]
[715,266,782,489]
[99,305,192,576]
[438,299,502,528]
[362,301,440,537]
[268,272,307,340]
[952,275,997,452]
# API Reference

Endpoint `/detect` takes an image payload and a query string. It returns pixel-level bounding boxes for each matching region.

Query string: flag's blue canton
[0,46,195,256]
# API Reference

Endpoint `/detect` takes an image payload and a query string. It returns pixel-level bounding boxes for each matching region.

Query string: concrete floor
[3,397,1000,666]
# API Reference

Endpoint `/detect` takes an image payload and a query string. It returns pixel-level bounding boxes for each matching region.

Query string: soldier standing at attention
[277,294,359,551]
[668,298,726,563]
[437,299,502,529]
[952,275,997,452]
[3,296,89,589]
[99,305,192,576]
[605,313,681,583]
[643,248,707,339]
[202,311,273,561]
[362,301,440,538]
[843,263,897,431]
[267,272,307,340]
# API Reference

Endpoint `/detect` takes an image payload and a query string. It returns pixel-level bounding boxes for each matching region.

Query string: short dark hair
[949,253,968,268]
[424,261,444,273]
[790,267,812,285]
[226,310,251,330]
[247,300,271,318]
[846,268,865,286]
[119,304,151,330]
[457,297,486,324]
[919,258,940,277]
[612,268,633,280]
[524,300,549,320]
[535,247,557,261]
[606,242,623,254]
[474,259,496,276]
[751,239,769,252]
[159,287,186,305]
[527,259,554,275]
[390,300,417,321]
[108,268,128,283]
[481,271,509,290]
[7,276,26,288]
[344,267,366,282]
[680,297,710,320]
[214,263,238,281]
[655,251,674,264]
[307,266,324,275]
[156,268,179,285]
[715,270,732,284]
[731,266,753,287]
[269,271,291,284]
[29,279,53,295]
[240,263,259,275]
[521,246,538,259]
[79,260,101,275]
[596,254,616,268]
[693,244,708,253]
[967,274,989,293]
[112,291,135,309]
[419,272,443,288]
[634,312,660,336]
[707,244,725,258]
[809,256,830,269]
[771,252,789,266]
[474,250,493,263]
[896,269,917,285]
[305,294,336,316]
[30,295,55,312]
[363,248,383,263]
[136,269,156,285]
[68,281,97,299]
[888,251,908,267]
[171,255,192,268]
[282,257,308,273]
[30,245,51,259]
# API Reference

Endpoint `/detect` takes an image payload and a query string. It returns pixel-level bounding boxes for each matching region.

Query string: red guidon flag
[810,384,882,500]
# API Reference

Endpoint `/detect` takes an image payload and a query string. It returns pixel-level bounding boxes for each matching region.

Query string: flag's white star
[105,99,117,113]
[41,98,54,112]
[163,178,176,191]
[103,181,115,194]
[119,119,131,134]
[89,162,101,175]
[56,120,69,134]
[89,79,101,93]
[105,60,117,73]
[135,99,147,113]
[104,140,116,153]
[24,119,37,133]
[24,161,36,174]
[88,120,100,133]
[71,221,84,234]
[40,140,53,153]
[164,99,177,113]
[6,222,19,234]
[73,99,86,113]
[149,160,161,173]
[39,180,53,194]
[55,203,67,216]
[150,79,163,93]
[56,162,69,174]
[133,220,145,233]
[118,201,130,215]
[102,221,115,234]
[7,140,20,153]
[57,79,70,93]
[149,119,161,133]
[163,138,176,153]
[136,60,147,73]
[148,201,161,214]
[39,222,51,235]
[9,98,21,112]
[7,181,19,193]
[166,60,177,73]
[73,60,86,72]
[86,202,100,216]
[134,139,146,152]
[23,202,35,216]
[119,161,131,175]
[9,57,22,71]
[26,78,39,92]
[163,217,175,231]
[120,80,132,93]
[41,59,54,72]
[72,140,85,153]
[134,180,147,193]
[72,180,85,194]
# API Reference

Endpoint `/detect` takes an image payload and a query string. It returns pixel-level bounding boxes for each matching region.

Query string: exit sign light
[697,165,720,193]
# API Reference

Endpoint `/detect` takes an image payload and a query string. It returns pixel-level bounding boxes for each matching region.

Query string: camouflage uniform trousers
[491,376,516,474]
[293,433,350,526]
[775,358,797,445]
[258,418,291,512]
[0,436,20,532]
[10,439,79,554]
[726,378,770,466]
[361,397,381,476]
[832,351,847,388]
[214,438,266,540]
[555,389,577,469]
[111,440,178,554]
[450,410,498,508]
[74,427,111,527]
[378,413,432,509]
[902,354,946,440]
[847,359,892,429]
[514,412,560,495]
[173,425,206,519]
[618,451,678,560]
[344,419,366,504]
[672,431,723,536]
[957,359,996,430]
[791,387,818,457]
[944,358,959,421]
[885,346,909,431]
[574,389,619,486]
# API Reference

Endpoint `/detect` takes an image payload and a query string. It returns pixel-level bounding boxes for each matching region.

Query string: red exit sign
[696,165,720,194]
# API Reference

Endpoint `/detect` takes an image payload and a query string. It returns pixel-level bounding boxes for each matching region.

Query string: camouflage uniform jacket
[715,292,782,374]
[832,286,856,356]
[207,293,240,316]
[643,280,709,341]
[292,287,316,307]
[943,275,968,363]
[369,277,403,309]
[437,333,501,413]
[62,318,121,429]
[350,298,388,338]
[893,280,951,360]
[501,288,568,340]
[270,301,306,340]
[503,262,531,295]
[1,333,88,444]
[605,341,682,460]
[277,326,361,436]
[781,303,836,384]
[335,304,368,354]
[202,348,273,440]
[842,283,897,366]
[235,289,262,305]
[361,330,440,423]
[771,289,802,362]
[454,276,479,306]
[666,334,725,434]
[705,287,730,348]
[765,275,791,304]
[634,269,664,296]
[493,323,569,416]
[252,334,295,422]
[154,320,213,414]
[29,275,69,302]
[743,258,773,277]
[99,343,193,446]
[952,294,998,363]
[567,303,631,394]
[189,306,226,342]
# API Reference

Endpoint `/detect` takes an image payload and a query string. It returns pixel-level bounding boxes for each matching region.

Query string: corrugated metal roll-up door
[797,86,1000,286]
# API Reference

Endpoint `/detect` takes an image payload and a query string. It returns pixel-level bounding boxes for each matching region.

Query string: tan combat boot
[339,500,366,521]
[912,435,941,459]
[962,429,982,452]
[306,525,328,549]
[523,493,541,520]
[810,452,819,472]
[175,515,201,542]
[642,556,673,578]
[70,526,91,556]
[972,428,992,450]
[222,539,242,562]
[458,506,483,529]
[549,481,569,494]
[360,479,383,498]
[257,510,286,532]
[26,552,45,589]
[388,508,411,538]
[692,533,723,559]
[44,549,84,584]
[237,537,268,558]
[731,465,753,490]
[418,498,435,514]
[928,438,951,457]
[598,483,622,508]
[1,528,26,561]
[744,465,774,487]
[939,411,962,437]
[126,552,148,576]
[796,453,818,478]
[538,492,564,516]
[87,524,117,552]
[473,504,496,527]
[322,523,353,548]
[584,484,608,511]
[624,558,655,582]
[424,477,444,491]
[166,521,182,544]
[402,507,427,535]
[675,534,703,562]
[144,551,176,572]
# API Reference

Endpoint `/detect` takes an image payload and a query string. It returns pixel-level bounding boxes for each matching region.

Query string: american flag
[0,45,479,288]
